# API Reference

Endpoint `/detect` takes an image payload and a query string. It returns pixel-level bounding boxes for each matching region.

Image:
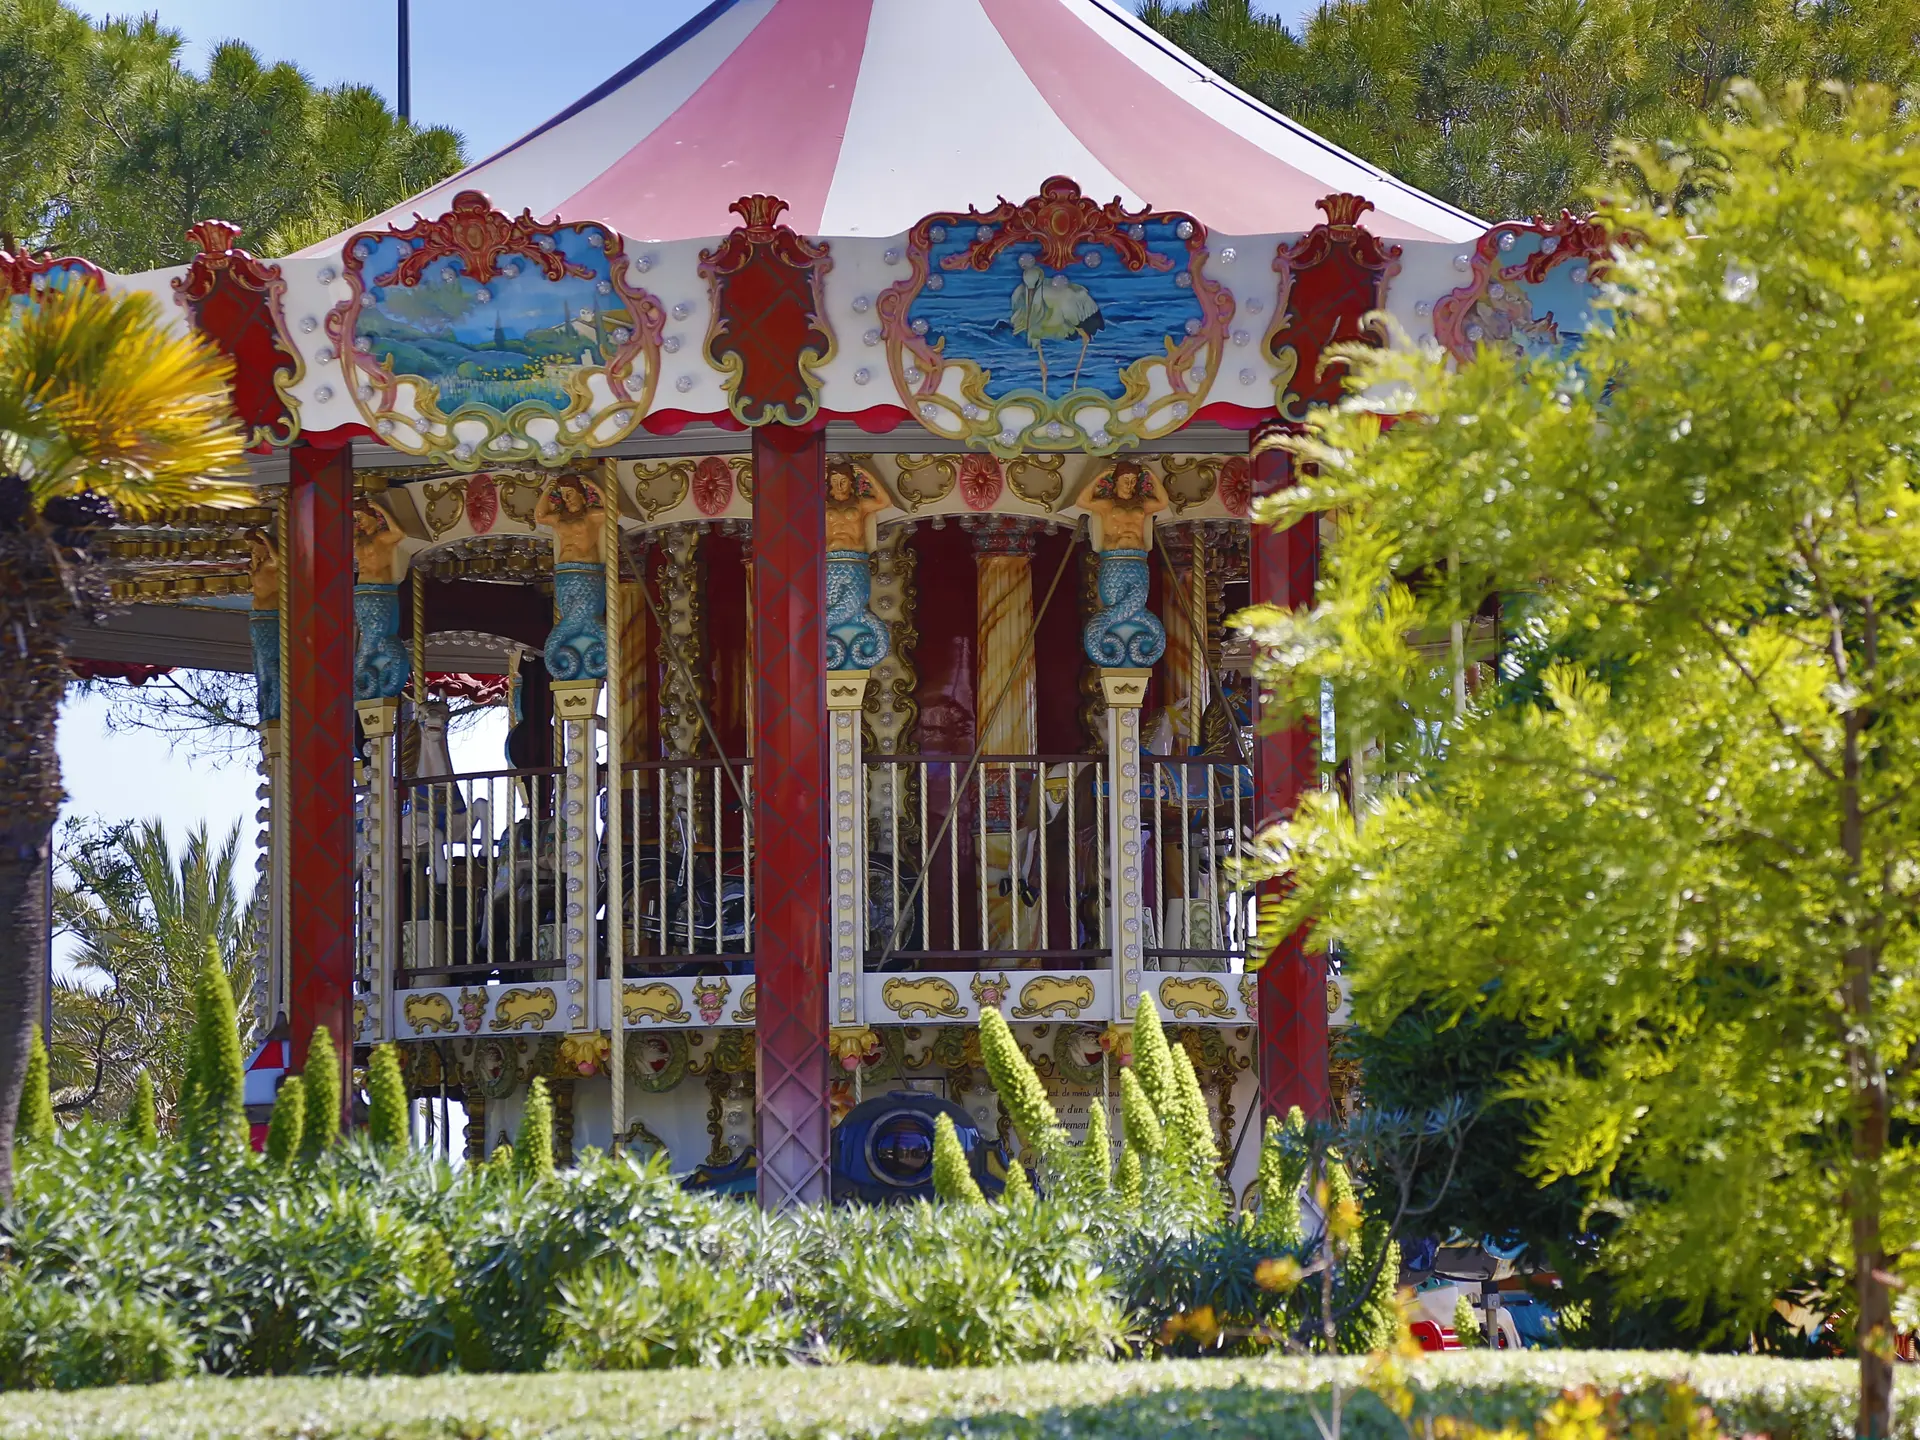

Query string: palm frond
[0,283,247,513]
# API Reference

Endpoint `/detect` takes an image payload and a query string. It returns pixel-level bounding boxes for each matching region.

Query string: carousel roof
[303,0,1481,253]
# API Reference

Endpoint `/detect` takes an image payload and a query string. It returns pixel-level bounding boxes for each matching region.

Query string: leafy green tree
[0,2,465,267]
[366,1043,408,1155]
[1140,0,1920,220]
[297,1026,340,1163]
[1251,89,1920,1434]
[263,1074,304,1171]
[50,817,259,1127]
[15,1024,52,1147]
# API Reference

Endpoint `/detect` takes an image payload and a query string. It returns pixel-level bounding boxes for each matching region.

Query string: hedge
[0,1353,1907,1440]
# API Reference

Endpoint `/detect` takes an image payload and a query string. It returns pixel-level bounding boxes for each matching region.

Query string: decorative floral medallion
[626,1031,689,1092]
[465,474,500,533]
[1216,455,1253,518]
[878,177,1232,457]
[969,971,1012,1010]
[691,976,732,1026]
[690,455,734,515]
[956,454,1005,510]
[327,190,665,470]
[1431,211,1612,366]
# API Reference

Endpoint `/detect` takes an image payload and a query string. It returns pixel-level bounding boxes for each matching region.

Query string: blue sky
[58,0,1311,920]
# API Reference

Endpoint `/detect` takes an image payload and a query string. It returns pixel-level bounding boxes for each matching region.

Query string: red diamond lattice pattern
[1251,439,1330,1121]
[286,445,356,1130]
[751,426,831,1206]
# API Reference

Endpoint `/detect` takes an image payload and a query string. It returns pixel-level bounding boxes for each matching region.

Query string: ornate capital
[960,513,1045,557]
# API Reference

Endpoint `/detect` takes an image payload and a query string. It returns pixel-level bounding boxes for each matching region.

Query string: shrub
[1075,1098,1111,1193]
[16,1024,54,1147]
[366,1045,407,1155]
[124,1073,159,1146]
[976,1007,1064,1165]
[179,942,246,1157]
[298,1027,340,1162]
[1001,1154,1034,1208]
[1116,1143,1144,1209]
[1128,995,1177,1118]
[1118,1067,1162,1157]
[548,1258,797,1370]
[0,1274,192,1391]
[1455,1291,1484,1346]
[516,1077,554,1181]
[1251,1109,1308,1246]
[264,1074,305,1171]
[931,1112,984,1204]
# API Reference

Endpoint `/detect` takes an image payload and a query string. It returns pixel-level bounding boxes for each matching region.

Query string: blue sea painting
[351,228,633,414]
[910,220,1206,402]
[1504,234,1602,359]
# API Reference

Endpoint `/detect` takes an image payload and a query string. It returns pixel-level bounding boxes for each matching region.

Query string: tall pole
[603,462,624,1153]
[396,0,411,122]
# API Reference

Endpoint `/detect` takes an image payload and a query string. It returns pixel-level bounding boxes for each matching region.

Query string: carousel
[19,0,1607,1206]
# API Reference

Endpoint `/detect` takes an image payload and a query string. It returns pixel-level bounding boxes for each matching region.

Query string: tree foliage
[50,817,258,1127]
[179,940,246,1159]
[1139,0,1920,220]
[297,1027,340,1164]
[0,0,464,265]
[1247,89,1920,1430]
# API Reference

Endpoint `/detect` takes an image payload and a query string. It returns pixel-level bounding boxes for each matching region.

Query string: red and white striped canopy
[311,0,1480,252]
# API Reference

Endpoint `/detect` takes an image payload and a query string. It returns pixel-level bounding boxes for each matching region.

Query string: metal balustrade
[863,753,1109,970]
[391,765,567,987]
[611,758,754,972]
[1140,753,1258,972]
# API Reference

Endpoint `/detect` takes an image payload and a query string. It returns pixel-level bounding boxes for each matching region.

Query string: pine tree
[977,1007,1064,1161]
[932,1112,985,1204]
[1251,1109,1309,1246]
[264,1074,306,1171]
[366,1043,408,1155]
[1116,1142,1144,1210]
[1075,1099,1111,1193]
[16,1024,54,1148]
[1118,1066,1164,1158]
[298,1026,341,1163]
[124,1072,159,1147]
[516,1077,555,1182]
[1128,994,1177,1118]
[1001,1152,1034,1207]
[180,941,247,1156]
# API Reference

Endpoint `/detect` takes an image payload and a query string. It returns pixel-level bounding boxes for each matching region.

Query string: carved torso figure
[824,461,890,552]
[247,530,279,610]
[1080,460,1167,552]
[534,475,607,564]
[352,500,406,584]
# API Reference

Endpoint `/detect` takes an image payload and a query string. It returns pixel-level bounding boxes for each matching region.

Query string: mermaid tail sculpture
[826,549,890,670]
[353,583,412,700]
[545,561,609,681]
[1083,548,1165,668]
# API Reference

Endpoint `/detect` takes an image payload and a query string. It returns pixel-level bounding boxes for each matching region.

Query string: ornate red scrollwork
[699,196,835,428]
[375,189,593,288]
[173,219,303,447]
[1265,194,1402,424]
[1430,211,1614,366]
[941,175,1171,274]
[0,249,106,297]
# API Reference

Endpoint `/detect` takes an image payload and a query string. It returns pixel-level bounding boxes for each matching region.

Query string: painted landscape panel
[351,227,637,416]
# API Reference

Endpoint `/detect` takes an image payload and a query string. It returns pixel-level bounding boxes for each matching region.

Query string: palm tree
[51,817,260,1128]
[0,283,244,1199]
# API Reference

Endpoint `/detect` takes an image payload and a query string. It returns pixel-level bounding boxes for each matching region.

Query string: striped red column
[1250,429,1328,1122]
[751,423,831,1206]
[284,442,356,1129]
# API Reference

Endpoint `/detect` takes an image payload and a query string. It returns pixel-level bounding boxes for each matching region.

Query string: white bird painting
[1009,256,1105,396]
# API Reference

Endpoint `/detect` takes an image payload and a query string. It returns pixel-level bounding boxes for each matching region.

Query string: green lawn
[0,1353,1900,1440]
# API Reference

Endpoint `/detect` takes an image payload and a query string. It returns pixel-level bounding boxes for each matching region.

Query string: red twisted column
[751,424,830,1206]
[1250,429,1328,1122]
[285,442,356,1129]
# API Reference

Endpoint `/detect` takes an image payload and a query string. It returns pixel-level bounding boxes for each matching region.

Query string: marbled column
[551,681,599,1032]
[354,698,397,1044]
[864,524,919,856]
[966,517,1039,952]
[1160,528,1200,750]
[658,524,707,760]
